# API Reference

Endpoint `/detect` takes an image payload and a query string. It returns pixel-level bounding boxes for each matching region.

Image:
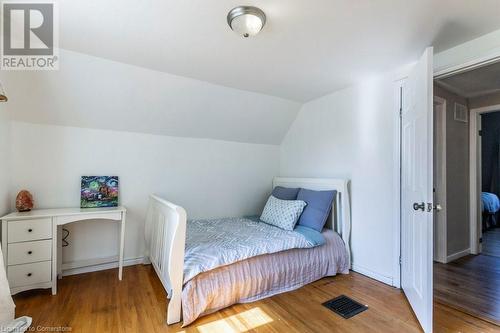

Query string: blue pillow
[272,186,300,200]
[294,225,326,246]
[296,189,336,231]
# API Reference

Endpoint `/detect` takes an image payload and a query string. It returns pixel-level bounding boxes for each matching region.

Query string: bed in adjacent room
[144,177,351,326]
[482,192,500,230]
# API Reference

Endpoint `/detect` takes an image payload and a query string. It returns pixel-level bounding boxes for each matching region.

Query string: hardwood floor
[434,302,500,333]
[434,254,500,326]
[483,228,500,258]
[12,265,499,332]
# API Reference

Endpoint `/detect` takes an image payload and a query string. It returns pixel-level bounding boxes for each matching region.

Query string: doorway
[432,61,500,325]
[433,96,447,264]
[397,43,500,333]
[478,110,500,258]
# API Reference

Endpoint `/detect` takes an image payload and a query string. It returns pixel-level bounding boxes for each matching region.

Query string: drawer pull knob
[28,228,33,232]
[27,251,32,255]
[27,273,32,277]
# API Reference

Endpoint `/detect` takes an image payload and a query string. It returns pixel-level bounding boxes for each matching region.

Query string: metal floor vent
[322,295,368,319]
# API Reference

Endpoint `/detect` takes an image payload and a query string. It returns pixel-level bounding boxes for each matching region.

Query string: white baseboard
[62,256,144,276]
[351,263,394,286]
[446,248,470,263]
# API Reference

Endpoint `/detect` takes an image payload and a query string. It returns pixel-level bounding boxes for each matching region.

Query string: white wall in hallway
[0,105,9,216]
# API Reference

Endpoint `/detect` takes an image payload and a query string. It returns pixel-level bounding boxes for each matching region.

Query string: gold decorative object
[0,83,7,102]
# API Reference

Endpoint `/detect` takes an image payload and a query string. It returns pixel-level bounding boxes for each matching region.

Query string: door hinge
[399,256,402,265]
[479,130,483,136]
[479,237,483,244]
[399,86,403,117]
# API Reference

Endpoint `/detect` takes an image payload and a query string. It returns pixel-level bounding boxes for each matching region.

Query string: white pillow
[260,195,307,231]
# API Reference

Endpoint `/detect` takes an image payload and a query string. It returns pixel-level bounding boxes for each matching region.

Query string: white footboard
[144,194,187,325]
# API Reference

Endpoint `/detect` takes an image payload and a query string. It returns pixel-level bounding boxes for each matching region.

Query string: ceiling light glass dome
[227,6,266,38]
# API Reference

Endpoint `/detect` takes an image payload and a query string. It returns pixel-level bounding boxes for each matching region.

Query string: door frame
[433,96,447,263]
[469,104,500,254]
[394,49,500,330]
[396,54,500,265]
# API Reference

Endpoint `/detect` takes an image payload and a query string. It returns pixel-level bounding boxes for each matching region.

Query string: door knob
[413,202,425,211]
[434,204,442,211]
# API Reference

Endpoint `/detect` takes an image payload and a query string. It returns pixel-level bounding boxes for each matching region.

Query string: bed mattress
[181,228,349,326]
[184,217,321,283]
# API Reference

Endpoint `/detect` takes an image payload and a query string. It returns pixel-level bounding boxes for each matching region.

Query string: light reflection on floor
[195,307,273,333]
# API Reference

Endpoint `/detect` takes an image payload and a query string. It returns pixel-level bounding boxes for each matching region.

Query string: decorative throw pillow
[271,186,300,200]
[296,189,337,232]
[260,195,307,231]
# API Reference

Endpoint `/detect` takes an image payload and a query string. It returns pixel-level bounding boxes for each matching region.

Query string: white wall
[0,106,9,216]
[0,48,297,273]
[9,121,279,269]
[280,74,400,285]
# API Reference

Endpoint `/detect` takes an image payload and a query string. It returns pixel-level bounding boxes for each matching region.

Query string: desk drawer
[7,261,51,288]
[8,218,52,243]
[8,240,52,265]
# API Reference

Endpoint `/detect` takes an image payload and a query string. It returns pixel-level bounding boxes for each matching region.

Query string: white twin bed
[144,177,351,326]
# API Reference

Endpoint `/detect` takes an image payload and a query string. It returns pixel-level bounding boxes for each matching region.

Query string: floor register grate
[322,295,368,319]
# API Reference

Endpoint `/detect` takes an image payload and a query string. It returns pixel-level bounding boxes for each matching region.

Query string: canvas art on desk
[81,176,119,208]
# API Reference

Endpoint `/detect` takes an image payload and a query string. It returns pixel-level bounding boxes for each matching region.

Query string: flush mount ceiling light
[227,6,266,38]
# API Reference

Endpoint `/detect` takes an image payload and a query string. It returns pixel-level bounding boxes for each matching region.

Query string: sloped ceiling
[1,50,300,145]
[58,0,500,102]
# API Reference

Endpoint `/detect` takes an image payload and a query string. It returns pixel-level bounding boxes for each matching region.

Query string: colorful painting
[80,176,119,208]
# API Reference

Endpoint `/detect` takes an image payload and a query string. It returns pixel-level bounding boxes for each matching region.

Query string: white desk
[0,206,126,295]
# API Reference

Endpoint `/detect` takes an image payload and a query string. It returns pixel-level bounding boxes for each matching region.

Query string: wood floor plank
[434,302,500,333]
[11,264,499,332]
[434,254,500,325]
[483,228,500,258]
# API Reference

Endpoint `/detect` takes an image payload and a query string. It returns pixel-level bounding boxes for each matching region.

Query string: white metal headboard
[272,177,351,268]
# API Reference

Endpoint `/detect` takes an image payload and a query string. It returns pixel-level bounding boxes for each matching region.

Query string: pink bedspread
[181,229,349,326]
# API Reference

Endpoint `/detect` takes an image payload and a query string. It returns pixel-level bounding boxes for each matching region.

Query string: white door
[401,47,434,333]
